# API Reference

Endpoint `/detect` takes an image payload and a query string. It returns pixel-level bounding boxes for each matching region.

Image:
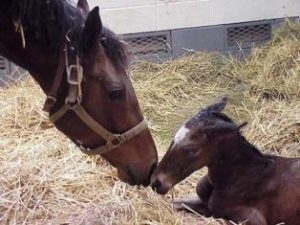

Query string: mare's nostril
[149,162,157,177]
[126,165,137,185]
[142,161,157,187]
[151,179,161,191]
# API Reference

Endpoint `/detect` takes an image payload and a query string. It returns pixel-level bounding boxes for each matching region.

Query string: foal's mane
[239,135,264,158]
[9,0,128,68]
[190,109,264,158]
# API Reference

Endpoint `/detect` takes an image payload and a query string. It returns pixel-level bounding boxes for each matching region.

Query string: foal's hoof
[172,197,201,211]
[172,197,212,217]
[173,199,187,211]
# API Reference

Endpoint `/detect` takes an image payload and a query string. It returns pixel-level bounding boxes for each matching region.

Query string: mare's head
[151,97,246,194]
[36,1,157,186]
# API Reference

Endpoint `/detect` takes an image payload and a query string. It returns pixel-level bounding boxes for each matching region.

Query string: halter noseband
[42,37,148,155]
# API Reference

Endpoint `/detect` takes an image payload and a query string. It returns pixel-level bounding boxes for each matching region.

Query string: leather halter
[43,38,148,155]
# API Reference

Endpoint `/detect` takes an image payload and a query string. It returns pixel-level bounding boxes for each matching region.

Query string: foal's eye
[108,90,123,101]
[184,146,197,157]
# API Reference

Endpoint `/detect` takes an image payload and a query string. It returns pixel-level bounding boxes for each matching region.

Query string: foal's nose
[150,174,171,195]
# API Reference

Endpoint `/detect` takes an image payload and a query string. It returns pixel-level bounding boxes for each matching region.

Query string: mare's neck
[0,0,82,94]
[0,15,58,94]
[208,135,274,187]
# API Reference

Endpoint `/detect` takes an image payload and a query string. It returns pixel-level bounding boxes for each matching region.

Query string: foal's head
[51,3,157,186]
[151,97,246,194]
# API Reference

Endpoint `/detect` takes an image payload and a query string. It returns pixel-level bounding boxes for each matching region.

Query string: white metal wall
[87,0,300,34]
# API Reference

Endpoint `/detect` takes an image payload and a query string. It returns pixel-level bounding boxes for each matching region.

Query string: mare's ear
[77,0,90,18]
[81,7,102,53]
[203,120,247,139]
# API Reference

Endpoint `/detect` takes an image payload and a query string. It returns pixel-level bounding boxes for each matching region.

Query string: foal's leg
[196,174,213,203]
[173,175,213,217]
[227,207,267,225]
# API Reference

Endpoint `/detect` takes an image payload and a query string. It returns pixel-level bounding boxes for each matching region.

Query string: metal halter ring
[65,97,81,107]
[66,64,83,85]
[106,134,124,149]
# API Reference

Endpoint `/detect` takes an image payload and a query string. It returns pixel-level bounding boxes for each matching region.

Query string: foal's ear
[207,97,227,112]
[198,97,227,116]
[81,7,102,53]
[77,0,90,18]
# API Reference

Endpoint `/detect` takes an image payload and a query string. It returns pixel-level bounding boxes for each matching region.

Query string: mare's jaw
[115,158,157,186]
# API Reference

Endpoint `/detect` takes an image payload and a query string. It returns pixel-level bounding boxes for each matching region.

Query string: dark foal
[151,98,300,225]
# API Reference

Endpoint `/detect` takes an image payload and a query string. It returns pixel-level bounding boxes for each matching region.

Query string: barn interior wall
[89,0,300,35]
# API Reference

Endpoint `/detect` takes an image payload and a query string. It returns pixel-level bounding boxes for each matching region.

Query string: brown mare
[0,0,158,186]
[151,98,300,224]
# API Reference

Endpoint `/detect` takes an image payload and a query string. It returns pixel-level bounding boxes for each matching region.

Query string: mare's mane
[8,0,128,68]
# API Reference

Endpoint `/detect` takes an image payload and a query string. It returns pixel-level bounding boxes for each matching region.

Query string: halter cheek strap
[42,47,66,112]
[43,38,148,155]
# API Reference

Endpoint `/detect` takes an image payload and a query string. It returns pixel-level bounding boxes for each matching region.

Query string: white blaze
[174,126,190,145]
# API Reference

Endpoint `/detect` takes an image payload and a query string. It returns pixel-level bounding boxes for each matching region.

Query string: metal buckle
[43,95,57,112]
[107,135,124,149]
[67,64,83,85]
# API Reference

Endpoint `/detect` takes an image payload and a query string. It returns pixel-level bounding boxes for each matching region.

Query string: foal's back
[267,156,300,224]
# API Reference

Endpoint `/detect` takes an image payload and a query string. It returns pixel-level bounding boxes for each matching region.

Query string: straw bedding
[0,21,299,224]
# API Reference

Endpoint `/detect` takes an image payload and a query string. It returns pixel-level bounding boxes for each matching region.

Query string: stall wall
[88,0,300,34]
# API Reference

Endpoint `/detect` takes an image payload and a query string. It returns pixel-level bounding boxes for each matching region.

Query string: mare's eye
[184,146,197,157]
[108,90,123,101]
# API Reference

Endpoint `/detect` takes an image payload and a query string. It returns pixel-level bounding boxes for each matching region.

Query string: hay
[0,21,300,224]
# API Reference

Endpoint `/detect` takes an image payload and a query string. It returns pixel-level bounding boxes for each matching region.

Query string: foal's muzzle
[150,173,173,194]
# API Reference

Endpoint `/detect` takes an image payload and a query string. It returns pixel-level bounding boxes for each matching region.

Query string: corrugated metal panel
[226,21,272,50]
[0,56,10,75]
[124,19,281,61]
[124,31,172,62]
[0,56,26,86]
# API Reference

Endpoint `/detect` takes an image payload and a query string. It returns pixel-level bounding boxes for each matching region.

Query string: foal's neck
[208,135,274,187]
